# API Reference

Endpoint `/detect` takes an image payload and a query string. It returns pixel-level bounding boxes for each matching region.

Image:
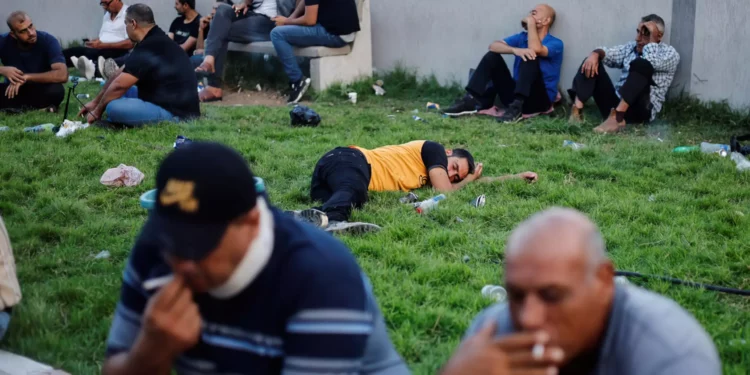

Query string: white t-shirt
[254,0,277,19]
[99,4,129,43]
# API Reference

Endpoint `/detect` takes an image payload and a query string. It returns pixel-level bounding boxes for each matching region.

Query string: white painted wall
[690,0,750,109]
[3,0,749,109]
[371,0,673,94]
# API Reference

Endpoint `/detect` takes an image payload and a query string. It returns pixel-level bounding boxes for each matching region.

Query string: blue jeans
[100,81,138,98]
[106,98,177,127]
[0,311,10,341]
[270,24,346,83]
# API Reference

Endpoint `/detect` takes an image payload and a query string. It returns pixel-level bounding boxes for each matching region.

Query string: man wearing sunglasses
[0,11,68,112]
[63,0,133,76]
[568,14,680,134]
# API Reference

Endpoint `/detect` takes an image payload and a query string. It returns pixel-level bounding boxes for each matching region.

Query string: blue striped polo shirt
[105,206,410,375]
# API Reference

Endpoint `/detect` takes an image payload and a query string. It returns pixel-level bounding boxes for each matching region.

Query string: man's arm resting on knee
[489,41,515,54]
[93,71,138,114]
[23,63,68,84]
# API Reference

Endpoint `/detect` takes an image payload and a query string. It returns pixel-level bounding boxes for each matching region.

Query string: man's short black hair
[641,14,665,33]
[452,148,476,175]
[178,0,196,9]
[126,3,155,25]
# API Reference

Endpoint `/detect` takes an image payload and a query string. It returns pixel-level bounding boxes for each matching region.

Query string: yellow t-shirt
[353,140,444,192]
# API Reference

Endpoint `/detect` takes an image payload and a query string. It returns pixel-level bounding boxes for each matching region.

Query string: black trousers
[310,147,371,222]
[466,52,551,114]
[0,83,65,111]
[62,46,129,75]
[569,58,654,123]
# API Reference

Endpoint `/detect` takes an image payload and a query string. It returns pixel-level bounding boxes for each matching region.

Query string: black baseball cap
[141,142,258,261]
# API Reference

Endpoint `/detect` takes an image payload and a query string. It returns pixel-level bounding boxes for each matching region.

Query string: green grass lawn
[0,77,749,374]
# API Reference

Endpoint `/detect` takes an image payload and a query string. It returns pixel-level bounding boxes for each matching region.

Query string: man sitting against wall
[568,14,679,134]
[78,4,200,127]
[169,0,202,56]
[442,4,563,123]
[0,11,68,113]
[63,0,133,77]
[270,0,361,104]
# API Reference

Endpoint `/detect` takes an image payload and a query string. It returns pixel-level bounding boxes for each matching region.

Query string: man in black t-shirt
[288,141,539,235]
[169,0,201,56]
[78,4,200,127]
[269,0,361,104]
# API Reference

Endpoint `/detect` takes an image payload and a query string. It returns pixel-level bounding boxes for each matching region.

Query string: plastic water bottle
[23,123,55,133]
[700,142,730,155]
[731,152,750,172]
[481,285,507,302]
[563,140,586,150]
[673,146,700,153]
[76,93,90,99]
[415,194,446,214]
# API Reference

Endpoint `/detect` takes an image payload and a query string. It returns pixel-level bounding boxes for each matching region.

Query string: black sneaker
[443,94,479,117]
[497,100,523,123]
[286,208,328,228]
[325,221,381,235]
[287,77,311,105]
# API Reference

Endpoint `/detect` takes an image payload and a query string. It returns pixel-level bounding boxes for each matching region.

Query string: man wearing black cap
[103,142,409,375]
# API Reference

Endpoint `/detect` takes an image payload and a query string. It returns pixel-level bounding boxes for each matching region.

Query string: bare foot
[199,86,223,102]
[195,56,215,74]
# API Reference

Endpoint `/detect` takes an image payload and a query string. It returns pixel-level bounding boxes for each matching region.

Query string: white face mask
[208,198,275,299]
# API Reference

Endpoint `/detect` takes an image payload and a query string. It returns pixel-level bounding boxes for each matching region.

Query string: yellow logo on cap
[160,179,199,213]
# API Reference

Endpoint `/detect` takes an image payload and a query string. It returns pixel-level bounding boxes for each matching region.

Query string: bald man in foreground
[442,4,563,123]
[441,208,720,375]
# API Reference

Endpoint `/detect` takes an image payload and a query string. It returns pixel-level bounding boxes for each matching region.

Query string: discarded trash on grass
[462,255,470,263]
[56,120,89,138]
[563,140,586,150]
[426,102,440,110]
[399,192,419,204]
[24,123,55,133]
[372,85,386,96]
[375,79,384,87]
[411,109,419,114]
[0,126,8,132]
[731,152,750,171]
[290,105,321,127]
[173,135,193,149]
[456,217,464,223]
[415,194,446,214]
[412,115,427,123]
[100,164,145,187]
[256,84,262,92]
[481,285,507,302]
[471,194,486,208]
[648,195,656,202]
[94,250,111,259]
[347,92,357,104]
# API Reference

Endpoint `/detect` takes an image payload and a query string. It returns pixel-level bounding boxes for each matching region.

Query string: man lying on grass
[103,142,409,375]
[288,140,538,234]
[441,208,720,375]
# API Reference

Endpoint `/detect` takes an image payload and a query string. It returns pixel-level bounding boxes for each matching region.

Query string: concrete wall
[371,0,673,94]
[3,0,749,109]
[690,0,750,109]
[0,0,218,44]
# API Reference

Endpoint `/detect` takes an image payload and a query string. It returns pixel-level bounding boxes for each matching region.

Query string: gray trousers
[203,3,275,86]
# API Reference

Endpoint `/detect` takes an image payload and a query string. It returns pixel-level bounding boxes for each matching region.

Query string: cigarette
[532,343,545,360]
[143,275,173,291]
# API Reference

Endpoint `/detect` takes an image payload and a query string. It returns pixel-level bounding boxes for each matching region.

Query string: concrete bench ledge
[227,41,352,58]
[227,0,371,92]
